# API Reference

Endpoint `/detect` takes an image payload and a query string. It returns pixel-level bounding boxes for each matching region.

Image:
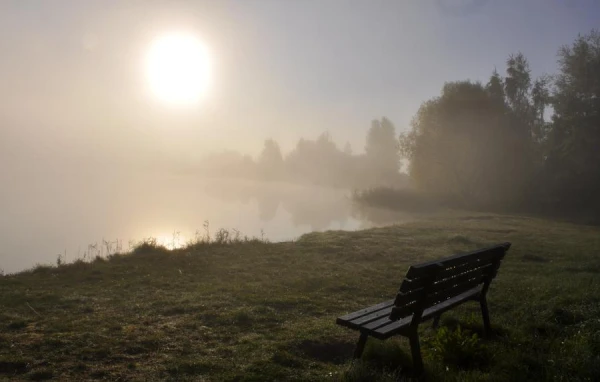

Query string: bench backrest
[390,242,511,321]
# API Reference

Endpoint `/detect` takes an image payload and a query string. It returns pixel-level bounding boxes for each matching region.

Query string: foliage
[364,118,401,186]
[400,80,535,207]
[400,30,600,218]
[543,30,600,212]
[257,139,285,180]
[285,133,356,187]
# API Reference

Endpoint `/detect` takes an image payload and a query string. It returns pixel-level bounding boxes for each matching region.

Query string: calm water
[0,171,415,274]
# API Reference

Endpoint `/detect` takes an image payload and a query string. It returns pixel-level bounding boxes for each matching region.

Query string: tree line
[202,30,599,218]
[400,29,600,216]
[199,118,407,189]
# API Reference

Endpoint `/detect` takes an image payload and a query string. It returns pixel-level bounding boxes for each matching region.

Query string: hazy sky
[1,0,598,169]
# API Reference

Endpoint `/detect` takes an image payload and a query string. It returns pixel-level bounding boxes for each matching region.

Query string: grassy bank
[1,212,600,381]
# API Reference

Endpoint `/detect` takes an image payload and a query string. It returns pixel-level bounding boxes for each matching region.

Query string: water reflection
[202,179,420,231]
[0,174,418,274]
[202,180,354,231]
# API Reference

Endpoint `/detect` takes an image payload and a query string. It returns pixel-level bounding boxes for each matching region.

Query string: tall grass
[39,223,269,272]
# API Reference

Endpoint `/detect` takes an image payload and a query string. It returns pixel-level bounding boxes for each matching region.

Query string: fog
[1,171,421,273]
[1,1,598,273]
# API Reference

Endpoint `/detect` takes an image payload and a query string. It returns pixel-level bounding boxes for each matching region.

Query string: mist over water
[0,170,417,274]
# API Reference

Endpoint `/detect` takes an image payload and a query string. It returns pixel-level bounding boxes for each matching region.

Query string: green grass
[1,212,600,381]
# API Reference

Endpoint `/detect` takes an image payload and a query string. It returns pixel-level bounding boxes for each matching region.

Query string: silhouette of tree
[364,117,400,186]
[544,30,600,212]
[343,142,353,155]
[257,139,284,180]
[285,132,354,187]
[401,80,532,206]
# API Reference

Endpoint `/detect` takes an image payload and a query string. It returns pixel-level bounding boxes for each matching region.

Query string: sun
[145,32,211,105]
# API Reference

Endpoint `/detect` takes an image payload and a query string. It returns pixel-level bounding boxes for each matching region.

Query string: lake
[0,170,415,274]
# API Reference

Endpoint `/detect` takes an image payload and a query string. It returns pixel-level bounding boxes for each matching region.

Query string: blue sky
[0,0,598,162]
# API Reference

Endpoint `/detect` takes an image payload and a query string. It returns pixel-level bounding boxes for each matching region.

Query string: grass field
[1,212,600,381]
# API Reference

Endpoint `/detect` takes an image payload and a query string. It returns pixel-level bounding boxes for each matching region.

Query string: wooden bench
[336,242,511,374]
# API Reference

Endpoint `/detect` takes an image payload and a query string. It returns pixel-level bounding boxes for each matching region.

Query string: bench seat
[337,286,480,340]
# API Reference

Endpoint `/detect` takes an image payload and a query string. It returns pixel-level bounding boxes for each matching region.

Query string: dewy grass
[1,212,599,381]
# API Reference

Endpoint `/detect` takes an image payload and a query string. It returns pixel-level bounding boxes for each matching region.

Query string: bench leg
[353,333,368,359]
[432,314,442,329]
[480,296,491,338]
[408,331,424,375]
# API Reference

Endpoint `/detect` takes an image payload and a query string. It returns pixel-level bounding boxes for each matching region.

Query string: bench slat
[336,299,395,324]
[371,287,481,339]
[405,243,509,279]
[429,263,490,294]
[393,291,420,307]
[399,262,494,294]
[437,258,498,280]
[389,301,419,320]
[360,315,399,332]
[407,253,499,282]
[425,277,483,307]
[347,306,394,328]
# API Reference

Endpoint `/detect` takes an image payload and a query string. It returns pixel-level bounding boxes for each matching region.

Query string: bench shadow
[295,339,356,365]
[0,360,29,375]
[350,339,442,380]
[362,339,415,372]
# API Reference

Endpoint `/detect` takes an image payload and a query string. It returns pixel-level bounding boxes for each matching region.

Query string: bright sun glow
[145,33,211,105]
[156,233,186,250]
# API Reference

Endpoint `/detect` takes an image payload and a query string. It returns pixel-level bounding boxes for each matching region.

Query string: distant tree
[365,117,400,186]
[257,139,284,180]
[400,80,533,206]
[400,48,561,207]
[285,132,355,187]
[343,142,353,155]
[486,68,505,106]
[504,53,532,118]
[531,74,552,143]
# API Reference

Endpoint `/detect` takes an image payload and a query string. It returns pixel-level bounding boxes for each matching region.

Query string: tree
[284,132,358,187]
[544,30,600,211]
[486,68,505,107]
[400,80,531,206]
[504,53,532,118]
[257,139,284,180]
[364,117,400,186]
[343,142,353,155]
